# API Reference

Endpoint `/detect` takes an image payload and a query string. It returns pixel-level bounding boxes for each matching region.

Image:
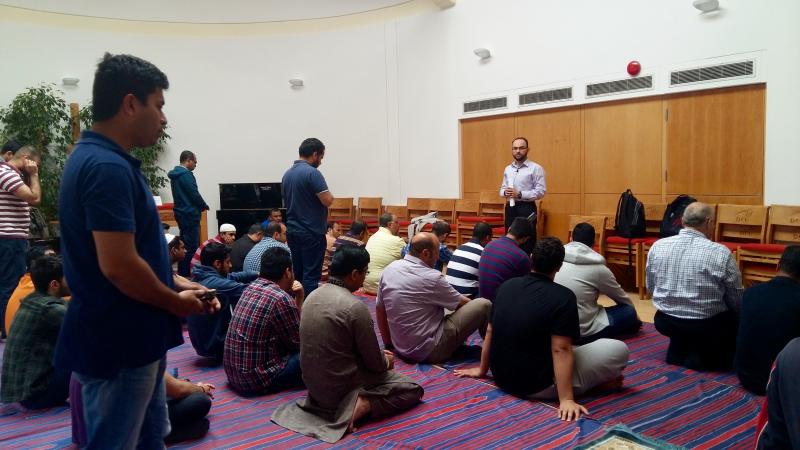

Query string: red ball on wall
[627,61,641,76]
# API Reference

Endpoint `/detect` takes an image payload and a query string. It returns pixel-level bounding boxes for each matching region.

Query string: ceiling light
[693,0,719,12]
[62,76,80,86]
[289,78,304,87]
[473,48,491,60]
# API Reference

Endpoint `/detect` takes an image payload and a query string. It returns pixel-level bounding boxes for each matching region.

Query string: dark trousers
[654,309,738,371]
[0,238,28,335]
[21,367,70,409]
[504,202,537,255]
[579,304,642,344]
[165,392,212,445]
[286,230,326,296]
[176,218,200,277]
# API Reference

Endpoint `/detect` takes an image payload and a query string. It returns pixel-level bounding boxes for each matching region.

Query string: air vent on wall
[463,96,507,114]
[670,60,754,86]
[586,75,653,98]
[519,87,573,106]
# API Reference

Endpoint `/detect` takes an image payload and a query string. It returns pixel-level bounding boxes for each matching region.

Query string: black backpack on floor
[615,189,645,239]
[660,194,697,237]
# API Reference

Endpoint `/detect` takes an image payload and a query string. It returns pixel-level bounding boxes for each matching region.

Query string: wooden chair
[455,199,480,245]
[477,191,507,239]
[714,204,769,253]
[400,198,430,239]
[328,197,355,224]
[535,199,545,240]
[357,197,383,234]
[567,215,608,255]
[384,205,408,221]
[738,205,800,286]
[638,203,668,299]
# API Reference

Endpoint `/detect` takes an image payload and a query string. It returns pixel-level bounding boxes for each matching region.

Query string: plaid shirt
[646,228,743,319]
[1,292,67,402]
[223,277,300,394]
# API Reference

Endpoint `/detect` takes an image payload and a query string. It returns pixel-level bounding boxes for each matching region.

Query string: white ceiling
[0,0,417,24]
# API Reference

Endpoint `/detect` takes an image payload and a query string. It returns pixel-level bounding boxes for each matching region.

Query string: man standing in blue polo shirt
[55,53,219,448]
[281,138,334,295]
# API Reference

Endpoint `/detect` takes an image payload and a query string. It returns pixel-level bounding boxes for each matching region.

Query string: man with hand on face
[499,137,546,250]
[55,53,220,448]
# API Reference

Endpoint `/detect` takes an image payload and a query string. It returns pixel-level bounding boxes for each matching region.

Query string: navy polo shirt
[281,160,329,235]
[54,130,182,379]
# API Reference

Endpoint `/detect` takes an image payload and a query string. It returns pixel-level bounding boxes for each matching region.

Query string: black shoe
[164,418,210,445]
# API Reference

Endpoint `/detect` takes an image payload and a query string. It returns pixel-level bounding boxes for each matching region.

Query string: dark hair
[200,242,230,267]
[26,245,52,271]
[270,208,282,215]
[168,235,183,250]
[91,53,169,121]
[532,237,565,274]
[409,233,436,256]
[260,246,292,281]
[508,217,535,240]
[2,139,22,154]
[30,255,63,293]
[472,222,493,241]
[779,245,800,279]
[247,223,263,235]
[432,221,451,238]
[512,137,529,148]
[179,150,196,163]
[379,213,395,227]
[299,138,325,158]
[264,220,283,237]
[330,246,370,278]
[571,223,596,248]
[349,220,367,236]
[327,221,338,231]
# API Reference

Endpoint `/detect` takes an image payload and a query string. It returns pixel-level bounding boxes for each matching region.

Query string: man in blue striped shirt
[446,222,493,298]
[478,218,534,301]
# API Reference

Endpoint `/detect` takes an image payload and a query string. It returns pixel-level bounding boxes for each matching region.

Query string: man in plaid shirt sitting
[646,202,744,371]
[224,246,305,395]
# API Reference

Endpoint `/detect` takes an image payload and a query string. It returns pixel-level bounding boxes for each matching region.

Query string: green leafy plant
[78,104,170,193]
[0,83,72,220]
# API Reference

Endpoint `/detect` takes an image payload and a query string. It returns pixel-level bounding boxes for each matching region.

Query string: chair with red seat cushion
[714,204,769,257]
[738,205,800,286]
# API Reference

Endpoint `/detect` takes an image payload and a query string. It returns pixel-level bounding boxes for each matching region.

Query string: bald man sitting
[376,232,492,363]
[646,202,744,371]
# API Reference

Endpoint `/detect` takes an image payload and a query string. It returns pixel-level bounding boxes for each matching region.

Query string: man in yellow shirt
[363,214,406,295]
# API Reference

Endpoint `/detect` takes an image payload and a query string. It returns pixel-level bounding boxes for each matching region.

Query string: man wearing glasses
[500,137,546,248]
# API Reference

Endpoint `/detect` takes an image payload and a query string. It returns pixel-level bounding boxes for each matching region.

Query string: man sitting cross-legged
[229,223,264,272]
[189,242,258,363]
[272,246,424,443]
[456,237,629,421]
[376,232,491,363]
[224,246,305,395]
[446,221,493,299]
[554,222,641,343]
[478,217,534,301]
[243,220,291,274]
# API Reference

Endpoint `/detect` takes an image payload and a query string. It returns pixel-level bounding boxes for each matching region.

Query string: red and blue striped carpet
[0,294,761,449]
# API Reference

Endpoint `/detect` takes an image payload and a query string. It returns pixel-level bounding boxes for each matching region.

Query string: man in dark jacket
[190,242,258,363]
[169,150,209,277]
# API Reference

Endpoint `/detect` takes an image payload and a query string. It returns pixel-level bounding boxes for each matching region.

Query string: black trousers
[165,392,212,444]
[654,309,738,371]
[504,201,537,255]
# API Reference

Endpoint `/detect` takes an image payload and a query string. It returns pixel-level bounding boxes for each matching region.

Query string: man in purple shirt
[376,233,491,363]
[500,137,546,248]
[479,218,534,301]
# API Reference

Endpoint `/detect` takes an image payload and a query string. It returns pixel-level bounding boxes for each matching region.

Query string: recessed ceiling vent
[586,75,653,98]
[670,60,754,86]
[519,87,573,106]
[463,96,508,114]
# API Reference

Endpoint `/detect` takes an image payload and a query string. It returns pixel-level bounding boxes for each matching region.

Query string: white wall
[1,0,798,233]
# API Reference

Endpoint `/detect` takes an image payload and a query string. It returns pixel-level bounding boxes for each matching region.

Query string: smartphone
[199,289,217,302]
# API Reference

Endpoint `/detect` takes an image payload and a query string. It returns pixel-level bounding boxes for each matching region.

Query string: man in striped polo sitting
[478,218,535,301]
[446,222,493,298]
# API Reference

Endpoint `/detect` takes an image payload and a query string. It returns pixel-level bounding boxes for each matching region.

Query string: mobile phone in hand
[199,289,217,302]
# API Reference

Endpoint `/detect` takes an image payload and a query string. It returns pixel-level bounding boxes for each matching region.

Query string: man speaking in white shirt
[499,137,546,250]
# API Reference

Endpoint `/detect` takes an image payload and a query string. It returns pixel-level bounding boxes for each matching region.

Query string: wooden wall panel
[515,107,582,194]
[584,98,663,195]
[541,194,582,242]
[584,193,664,228]
[460,115,515,197]
[665,84,765,196]
[693,195,763,206]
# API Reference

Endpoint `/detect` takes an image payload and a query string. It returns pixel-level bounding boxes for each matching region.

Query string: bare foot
[594,375,625,393]
[348,395,372,433]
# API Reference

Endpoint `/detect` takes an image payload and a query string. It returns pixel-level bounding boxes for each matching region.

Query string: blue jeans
[75,358,168,450]
[0,238,28,334]
[266,353,304,393]
[286,230,326,296]
[176,218,199,277]
[580,304,642,344]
